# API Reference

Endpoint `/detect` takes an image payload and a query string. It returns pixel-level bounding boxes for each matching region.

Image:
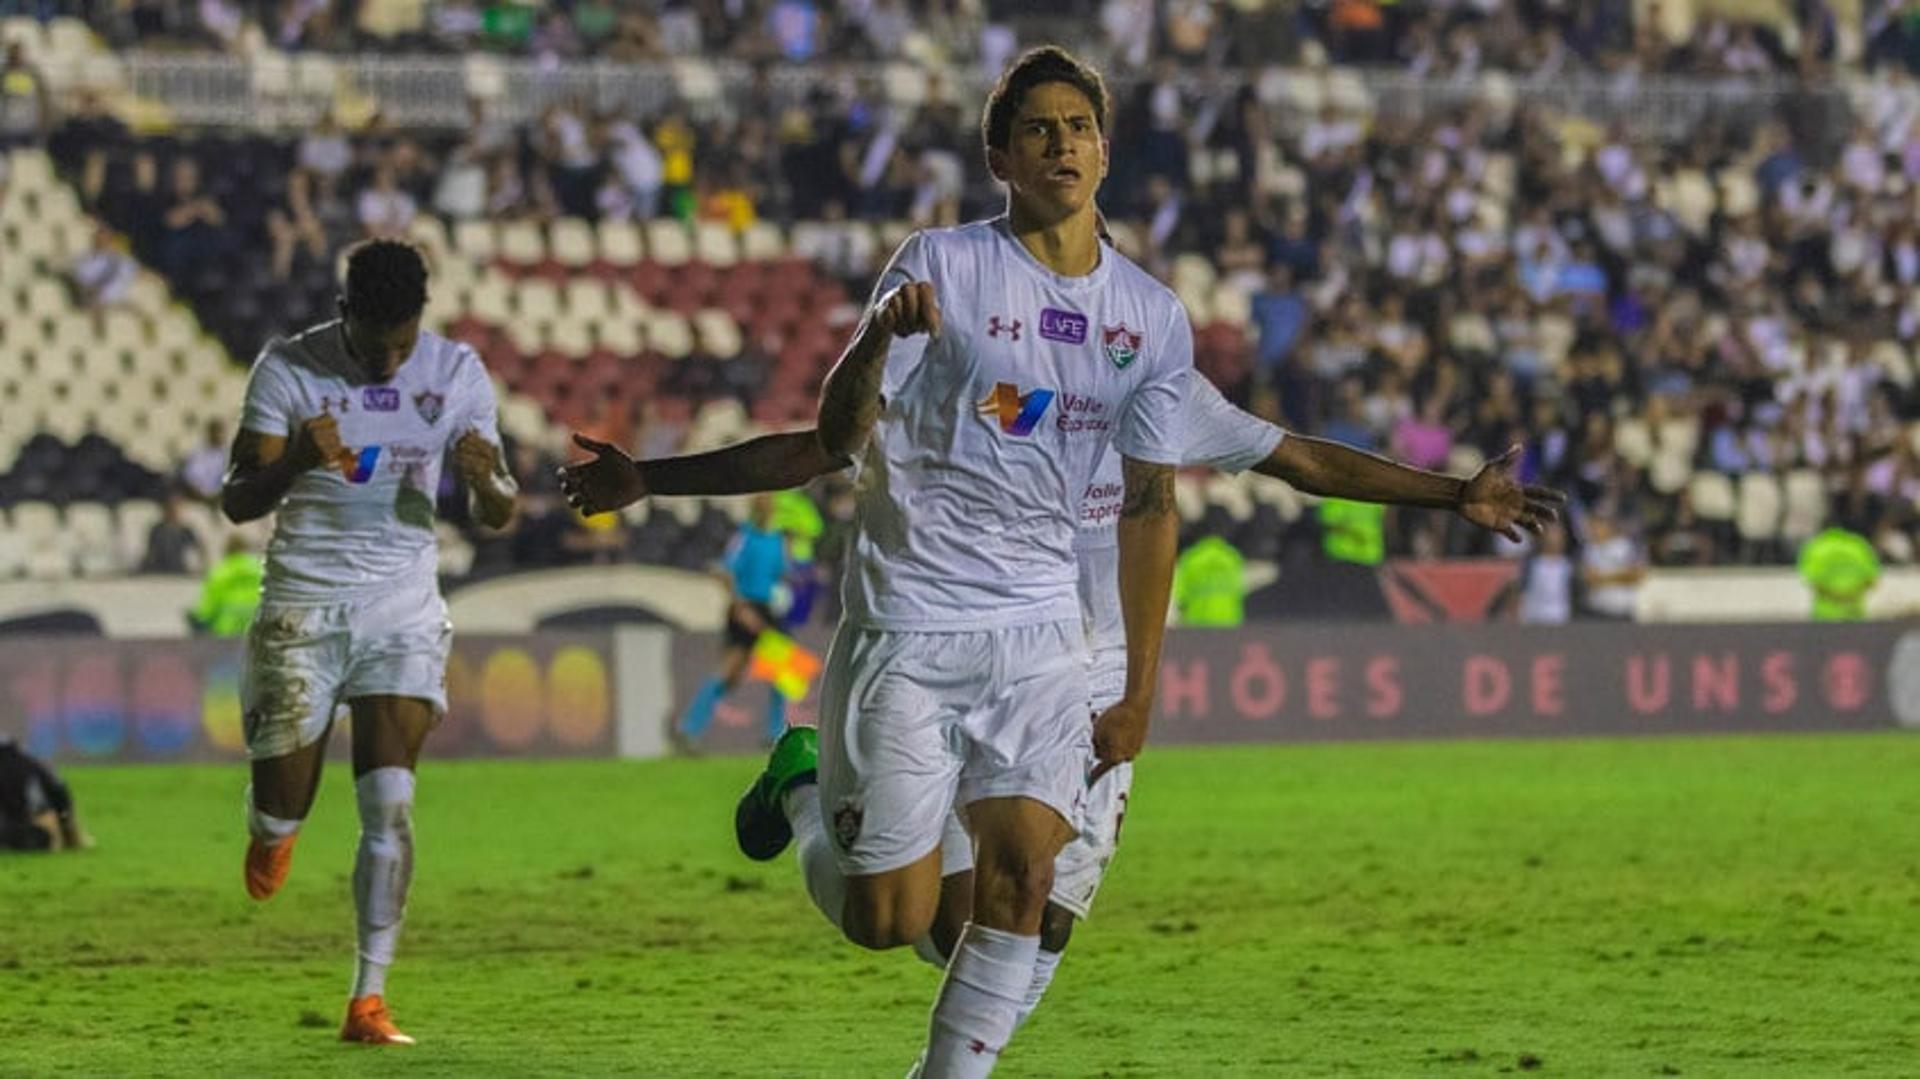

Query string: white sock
[351,768,416,1000]
[920,923,1039,1078]
[1012,949,1063,1030]
[784,784,847,933]
[244,784,301,844]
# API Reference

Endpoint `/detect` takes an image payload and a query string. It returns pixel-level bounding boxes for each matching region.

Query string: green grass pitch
[2,734,1917,1077]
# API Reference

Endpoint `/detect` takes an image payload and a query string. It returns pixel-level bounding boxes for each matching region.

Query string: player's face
[345,314,422,382]
[991,82,1107,222]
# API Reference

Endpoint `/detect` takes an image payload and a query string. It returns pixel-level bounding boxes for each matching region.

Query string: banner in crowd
[0,634,619,764]
[672,622,1916,752]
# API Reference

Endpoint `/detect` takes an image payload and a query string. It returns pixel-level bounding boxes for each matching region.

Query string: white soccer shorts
[816,619,1093,876]
[239,582,452,760]
[939,644,1132,917]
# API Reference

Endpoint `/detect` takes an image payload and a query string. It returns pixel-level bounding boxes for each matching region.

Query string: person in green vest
[1173,535,1246,627]
[1320,497,1385,565]
[189,537,263,638]
[1798,525,1880,621]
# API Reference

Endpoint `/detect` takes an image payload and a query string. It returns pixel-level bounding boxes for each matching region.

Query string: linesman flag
[748,631,823,701]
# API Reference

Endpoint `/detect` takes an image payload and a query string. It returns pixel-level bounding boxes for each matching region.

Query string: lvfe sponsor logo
[363,387,400,411]
[977,382,1055,436]
[1039,307,1087,345]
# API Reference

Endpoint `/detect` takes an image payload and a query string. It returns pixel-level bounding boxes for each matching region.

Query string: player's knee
[354,767,416,842]
[1039,902,1076,953]
[975,847,1056,922]
[842,890,934,951]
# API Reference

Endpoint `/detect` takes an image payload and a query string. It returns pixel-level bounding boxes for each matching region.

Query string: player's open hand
[1458,444,1566,542]
[454,429,503,486]
[869,281,941,339]
[1091,697,1151,783]
[558,433,648,517]
[286,412,353,474]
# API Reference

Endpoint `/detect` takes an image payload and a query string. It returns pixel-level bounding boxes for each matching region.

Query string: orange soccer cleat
[340,995,415,1046]
[244,834,298,900]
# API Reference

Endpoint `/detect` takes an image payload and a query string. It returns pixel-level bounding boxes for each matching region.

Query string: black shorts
[0,820,52,851]
[725,602,776,650]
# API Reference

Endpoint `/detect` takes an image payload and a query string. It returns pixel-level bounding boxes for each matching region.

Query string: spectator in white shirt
[69,226,139,308]
[356,165,416,238]
[1580,510,1646,620]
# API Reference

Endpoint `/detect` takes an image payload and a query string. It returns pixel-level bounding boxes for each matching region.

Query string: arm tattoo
[1120,459,1176,518]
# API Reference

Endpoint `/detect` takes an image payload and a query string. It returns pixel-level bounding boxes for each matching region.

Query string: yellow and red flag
[748,631,822,701]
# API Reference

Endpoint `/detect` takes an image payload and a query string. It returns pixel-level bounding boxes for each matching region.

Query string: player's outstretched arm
[1258,438,1565,542]
[1095,456,1180,779]
[816,281,940,457]
[644,430,848,496]
[559,430,848,516]
[220,416,349,523]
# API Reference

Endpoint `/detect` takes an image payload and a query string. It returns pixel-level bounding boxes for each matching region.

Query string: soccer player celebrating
[562,372,1564,1033]
[803,46,1191,1075]
[220,239,516,1046]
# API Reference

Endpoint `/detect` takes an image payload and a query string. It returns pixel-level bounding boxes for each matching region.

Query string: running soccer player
[779,46,1194,1074]
[561,371,1563,1027]
[219,239,517,1046]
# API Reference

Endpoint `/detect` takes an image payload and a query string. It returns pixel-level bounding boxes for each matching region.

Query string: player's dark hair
[981,46,1109,153]
[342,239,429,328]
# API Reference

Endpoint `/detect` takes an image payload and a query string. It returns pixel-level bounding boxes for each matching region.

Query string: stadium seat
[66,501,120,577]
[0,513,22,579]
[671,57,723,104]
[453,220,498,262]
[1613,417,1654,467]
[516,277,562,325]
[503,314,548,356]
[693,221,738,266]
[408,214,451,262]
[1210,281,1252,327]
[883,62,927,106]
[646,221,693,266]
[499,221,546,266]
[549,317,594,358]
[1446,445,1485,477]
[1655,416,1700,462]
[1205,473,1256,523]
[1689,472,1736,522]
[565,279,613,325]
[693,308,742,358]
[551,217,596,269]
[598,220,644,266]
[597,314,642,356]
[1736,472,1782,547]
[113,499,162,570]
[465,269,514,322]
[1779,470,1827,544]
[645,311,694,359]
[741,221,785,261]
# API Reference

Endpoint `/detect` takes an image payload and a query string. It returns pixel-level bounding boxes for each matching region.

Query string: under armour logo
[987,316,1022,341]
[968,1039,1001,1056]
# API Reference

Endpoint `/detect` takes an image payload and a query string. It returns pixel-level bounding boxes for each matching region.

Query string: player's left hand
[454,429,503,487]
[1091,697,1151,783]
[558,433,648,517]
[1457,444,1566,543]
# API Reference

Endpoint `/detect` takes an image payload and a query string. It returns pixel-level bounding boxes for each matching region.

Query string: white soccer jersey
[842,217,1191,631]
[1076,370,1285,654]
[237,320,500,602]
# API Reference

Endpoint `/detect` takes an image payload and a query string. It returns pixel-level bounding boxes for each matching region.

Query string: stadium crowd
[19,0,1909,81]
[6,6,1920,618]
